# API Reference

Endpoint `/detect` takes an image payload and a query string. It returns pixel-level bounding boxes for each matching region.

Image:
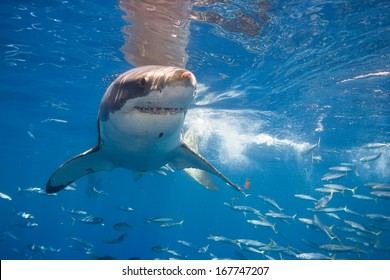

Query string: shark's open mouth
[135,106,184,115]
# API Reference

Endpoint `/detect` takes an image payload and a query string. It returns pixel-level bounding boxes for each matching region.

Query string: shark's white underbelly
[99,109,184,170]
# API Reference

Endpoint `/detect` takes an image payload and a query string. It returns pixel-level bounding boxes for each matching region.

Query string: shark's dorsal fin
[46,146,116,193]
[170,143,243,193]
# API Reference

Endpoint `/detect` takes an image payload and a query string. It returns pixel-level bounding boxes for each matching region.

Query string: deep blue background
[0,0,389,260]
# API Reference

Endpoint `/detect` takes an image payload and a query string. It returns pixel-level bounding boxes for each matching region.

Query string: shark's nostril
[180,71,191,79]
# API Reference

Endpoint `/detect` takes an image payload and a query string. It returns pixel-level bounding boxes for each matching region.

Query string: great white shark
[46,65,243,193]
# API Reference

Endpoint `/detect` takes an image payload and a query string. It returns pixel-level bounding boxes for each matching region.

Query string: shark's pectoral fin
[184,168,219,191]
[170,143,243,193]
[132,171,144,182]
[46,146,116,193]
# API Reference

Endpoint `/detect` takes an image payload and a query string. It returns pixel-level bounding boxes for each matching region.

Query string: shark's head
[98,66,197,153]
[99,65,196,122]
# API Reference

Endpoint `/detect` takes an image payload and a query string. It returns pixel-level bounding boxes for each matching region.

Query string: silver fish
[63,186,77,191]
[103,233,127,244]
[27,131,35,140]
[17,211,35,219]
[247,219,277,233]
[365,214,390,221]
[337,227,355,233]
[315,188,341,194]
[294,194,317,201]
[92,187,108,196]
[145,217,175,223]
[352,194,377,201]
[197,244,209,254]
[177,240,197,248]
[116,205,135,212]
[359,153,382,162]
[0,192,12,200]
[343,206,361,216]
[28,244,61,253]
[312,154,323,162]
[41,118,68,124]
[298,218,315,226]
[329,166,353,172]
[314,193,333,209]
[244,246,265,255]
[36,189,58,196]
[313,215,338,240]
[345,237,370,247]
[224,202,261,216]
[2,231,20,240]
[17,187,43,193]
[18,222,38,228]
[61,206,88,215]
[340,162,355,166]
[160,220,184,228]
[372,184,390,190]
[363,182,382,188]
[324,184,357,194]
[236,239,266,248]
[370,191,390,200]
[325,213,342,220]
[11,248,30,258]
[73,215,104,225]
[166,249,185,259]
[68,237,94,250]
[207,235,235,244]
[296,253,332,260]
[258,195,283,211]
[362,143,389,149]
[321,172,346,181]
[319,244,356,253]
[152,246,168,253]
[344,219,381,236]
[265,211,297,220]
[307,206,346,213]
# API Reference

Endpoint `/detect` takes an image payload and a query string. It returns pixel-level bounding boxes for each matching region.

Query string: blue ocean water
[0,0,389,260]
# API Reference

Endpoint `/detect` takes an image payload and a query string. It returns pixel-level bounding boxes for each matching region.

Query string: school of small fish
[0,142,389,259]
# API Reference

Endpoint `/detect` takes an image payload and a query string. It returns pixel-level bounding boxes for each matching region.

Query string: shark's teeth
[135,106,184,115]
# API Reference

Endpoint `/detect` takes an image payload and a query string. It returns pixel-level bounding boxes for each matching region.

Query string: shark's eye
[140,77,147,86]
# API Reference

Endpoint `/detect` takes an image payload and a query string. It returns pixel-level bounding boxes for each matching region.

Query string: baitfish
[72,215,104,225]
[370,191,390,200]
[0,192,12,200]
[113,222,132,232]
[359,153,382,162]
[321,172,346,181]
[258,195,283,211]
[296,253,333,260]
[314,193,333,209]
[294,194,317,201]
[61,206,88,215]
[103,233,127,244]
[247,219,277,233]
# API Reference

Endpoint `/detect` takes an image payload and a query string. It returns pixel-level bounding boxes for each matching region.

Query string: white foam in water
[375,152,390,179]
[185,108,312,167]
[194,83,245,106]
